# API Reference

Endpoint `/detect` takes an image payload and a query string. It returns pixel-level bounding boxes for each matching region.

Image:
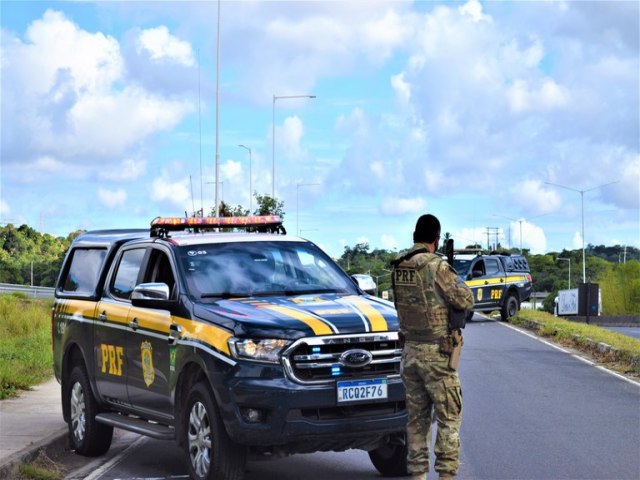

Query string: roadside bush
[0,295,53,398]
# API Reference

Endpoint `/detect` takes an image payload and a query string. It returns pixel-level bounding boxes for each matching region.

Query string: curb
[0,428,68,479]
[513,318,640,371]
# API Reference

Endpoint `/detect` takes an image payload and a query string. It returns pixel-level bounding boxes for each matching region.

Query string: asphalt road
[603,326,640,340]
[66,317,640,480]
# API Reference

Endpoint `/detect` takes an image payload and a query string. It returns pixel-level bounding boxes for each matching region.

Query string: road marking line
[483,315,640,387]
[83,436,148,480]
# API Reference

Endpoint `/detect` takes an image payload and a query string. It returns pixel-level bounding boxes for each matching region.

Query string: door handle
[129,318,139,330]
[169,323,182,344]
[98,311,107,322]
[484,281,489,285]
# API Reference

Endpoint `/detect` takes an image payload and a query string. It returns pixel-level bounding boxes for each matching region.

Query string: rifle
[444,238,464,370]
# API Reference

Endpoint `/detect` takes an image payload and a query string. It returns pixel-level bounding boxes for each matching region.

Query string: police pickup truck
[452,250,532,321]
[52,216,407,480]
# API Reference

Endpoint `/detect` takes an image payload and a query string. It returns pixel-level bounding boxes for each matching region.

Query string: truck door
[95,247,146,405]
[124,247,176,419]
[467,257,505,310]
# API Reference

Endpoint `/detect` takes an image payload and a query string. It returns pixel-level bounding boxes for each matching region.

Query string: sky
[1,0,638,259]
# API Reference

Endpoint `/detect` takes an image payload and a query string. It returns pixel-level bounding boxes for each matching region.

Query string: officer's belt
[403,331,442,344]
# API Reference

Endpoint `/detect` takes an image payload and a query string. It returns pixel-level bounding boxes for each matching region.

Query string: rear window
[61,248,107,295]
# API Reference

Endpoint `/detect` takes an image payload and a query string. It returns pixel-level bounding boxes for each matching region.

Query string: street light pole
[272,94,316,199]
[296,182,320,236]
[214,0,221,218]
[545,181,618,283]
[238,145,252,212]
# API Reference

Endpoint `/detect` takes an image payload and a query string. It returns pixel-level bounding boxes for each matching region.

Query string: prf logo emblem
[141,341,155,387]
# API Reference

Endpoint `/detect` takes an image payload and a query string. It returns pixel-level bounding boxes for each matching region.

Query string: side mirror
[131,283,175,310]
[472,270,484,279]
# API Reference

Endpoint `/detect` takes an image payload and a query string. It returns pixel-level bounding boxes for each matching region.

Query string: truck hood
[193,293,397,339]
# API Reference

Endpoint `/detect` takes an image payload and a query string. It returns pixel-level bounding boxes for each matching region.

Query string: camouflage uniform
[392,244,473,478]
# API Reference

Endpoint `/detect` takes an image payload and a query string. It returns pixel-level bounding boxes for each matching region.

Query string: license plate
[337,378,387,404]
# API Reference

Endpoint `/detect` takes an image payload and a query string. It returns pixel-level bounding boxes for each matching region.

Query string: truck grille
[282,332,401,384]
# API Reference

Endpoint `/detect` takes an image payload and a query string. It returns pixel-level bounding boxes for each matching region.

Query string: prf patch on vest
[394,268,417,286]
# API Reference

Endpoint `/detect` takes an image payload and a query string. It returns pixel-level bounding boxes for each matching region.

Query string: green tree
[253,193,285,218]
[598,260,640,315]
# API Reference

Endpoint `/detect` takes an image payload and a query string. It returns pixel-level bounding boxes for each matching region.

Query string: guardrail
[0,283,55,299]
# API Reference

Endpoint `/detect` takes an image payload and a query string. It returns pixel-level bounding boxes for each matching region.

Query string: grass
[512,309,640,376]
[17,450,63,480]
[0,294,53,399]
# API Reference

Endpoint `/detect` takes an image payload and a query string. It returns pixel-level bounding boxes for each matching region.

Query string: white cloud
[424,170,445,193]
[137,26,195,66]
[370,161,385,180]
[2,10,194,167]
[34,156,65,173]
[98,188,127,209]
[572,231,583,249]
[335,108,369,138]
[507,78,570,113]
[459,0,492,23]
[221,160,243,180]
[100,158,147,181]
[150,175,191,209]
[356,236,370,246]
[0,200,10,217]
[280,116,305,159]
[518,221,547,254]
[381,234,399,251]
[391,73,411,105]
[457,227,488,249]
[510,180,562,215]
[380,197,427,215]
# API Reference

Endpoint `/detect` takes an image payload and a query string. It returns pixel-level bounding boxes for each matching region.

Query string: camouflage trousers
[402,341,462,476]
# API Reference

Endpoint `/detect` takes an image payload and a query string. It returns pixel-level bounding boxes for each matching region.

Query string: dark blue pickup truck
[52,216,407,480]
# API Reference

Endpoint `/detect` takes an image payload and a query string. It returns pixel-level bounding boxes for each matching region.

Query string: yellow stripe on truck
[347,297,388,332]
[465,275,528,287]
[173,316,233,355]
[261,305,334,335]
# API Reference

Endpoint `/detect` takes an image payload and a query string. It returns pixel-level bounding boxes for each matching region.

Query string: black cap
[413,214,441,243]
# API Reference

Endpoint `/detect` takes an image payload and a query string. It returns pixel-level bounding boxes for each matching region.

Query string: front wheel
[65,365,113,456]
[183,382,246,480]
[368,433,409,477]
[501,293,519,321]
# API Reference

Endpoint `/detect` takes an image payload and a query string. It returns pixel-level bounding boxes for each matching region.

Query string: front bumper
[219,371,407,450]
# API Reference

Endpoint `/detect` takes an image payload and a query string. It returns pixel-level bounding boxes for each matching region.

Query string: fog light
[240,407,265,424]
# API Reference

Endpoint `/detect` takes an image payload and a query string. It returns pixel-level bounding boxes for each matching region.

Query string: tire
[183,382,246,480]
[500,293,519,321]
[465,310,474,322]
[65,365,113,456]
[368,433,409,477]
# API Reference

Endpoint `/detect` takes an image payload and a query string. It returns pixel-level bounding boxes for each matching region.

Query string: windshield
[452,259,471,276]
[178,240,358,299]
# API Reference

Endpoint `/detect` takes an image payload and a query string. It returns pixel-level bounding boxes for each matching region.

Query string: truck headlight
[228,338,291,363]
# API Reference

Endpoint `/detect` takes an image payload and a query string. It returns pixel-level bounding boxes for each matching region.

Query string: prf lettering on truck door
[100,344,124,376]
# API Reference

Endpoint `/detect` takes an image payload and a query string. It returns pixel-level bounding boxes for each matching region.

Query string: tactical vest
[392,250,449,342]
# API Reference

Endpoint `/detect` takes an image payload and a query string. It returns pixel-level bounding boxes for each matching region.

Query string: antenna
[190,175,195,216]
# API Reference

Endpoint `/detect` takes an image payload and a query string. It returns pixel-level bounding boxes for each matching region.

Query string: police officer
[391,214,473,480]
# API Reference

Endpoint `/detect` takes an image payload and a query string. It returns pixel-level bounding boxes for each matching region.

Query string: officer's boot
[438,473,455,480]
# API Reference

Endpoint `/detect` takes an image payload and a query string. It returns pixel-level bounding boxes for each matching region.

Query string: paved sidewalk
[0,377,67,477]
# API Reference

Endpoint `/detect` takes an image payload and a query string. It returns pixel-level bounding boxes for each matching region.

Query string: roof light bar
[150,215,284,236]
